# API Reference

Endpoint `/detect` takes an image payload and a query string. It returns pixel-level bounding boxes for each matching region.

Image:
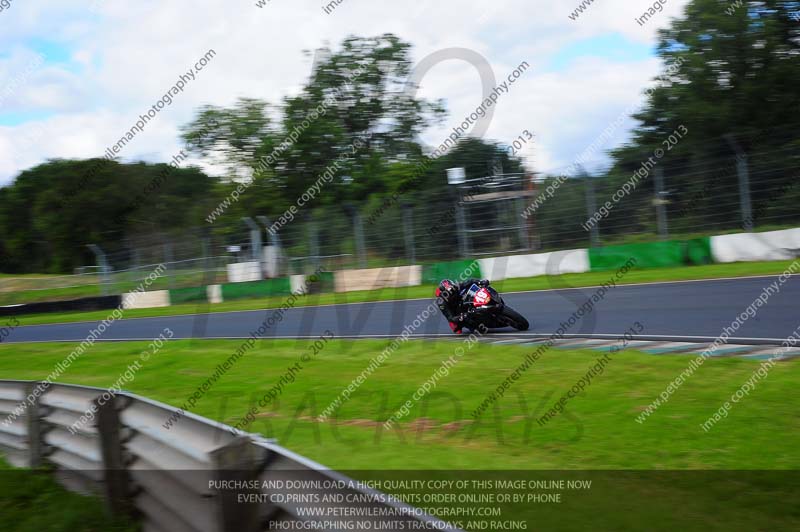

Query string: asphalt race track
[5,275,799,345]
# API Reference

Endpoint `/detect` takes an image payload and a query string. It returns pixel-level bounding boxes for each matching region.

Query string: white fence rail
[0,379,459,532]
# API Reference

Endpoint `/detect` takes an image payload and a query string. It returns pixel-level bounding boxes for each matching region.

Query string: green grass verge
[0,339,796,470]
[0,460,137,531]
[12,260,798,326]
[1,340,797,530]
[0,270,227,306]
[0,284,103,306]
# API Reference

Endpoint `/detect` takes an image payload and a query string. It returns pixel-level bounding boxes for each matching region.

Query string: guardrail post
[94,394,134,519]
[210,436,265,532]
[24,382,43,468]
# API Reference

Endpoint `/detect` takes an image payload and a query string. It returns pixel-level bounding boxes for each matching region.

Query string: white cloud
[0,0,691,185]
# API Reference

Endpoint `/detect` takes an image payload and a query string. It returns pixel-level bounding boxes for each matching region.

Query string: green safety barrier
[589,241,684,271]
[421,260,482,285]
[589,237,714,271]
[306,271,335,293]
[685,237,713,265]
[169,286,208,304]
[221,278,292,301]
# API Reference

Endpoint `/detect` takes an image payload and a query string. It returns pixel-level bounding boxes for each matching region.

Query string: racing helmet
[436,279,458,301]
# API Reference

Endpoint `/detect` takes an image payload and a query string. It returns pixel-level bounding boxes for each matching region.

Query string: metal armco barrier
[0,295,122,317]
[0,380,460,532]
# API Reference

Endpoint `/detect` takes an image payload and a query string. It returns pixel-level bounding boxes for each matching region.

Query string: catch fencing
[0,379,459,532]
[6,135,799,302]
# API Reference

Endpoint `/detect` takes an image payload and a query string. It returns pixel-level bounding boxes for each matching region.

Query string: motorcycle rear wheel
[500,307,529,331]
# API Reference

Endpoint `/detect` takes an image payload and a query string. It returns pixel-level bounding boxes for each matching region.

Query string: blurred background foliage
[2,2,800,273]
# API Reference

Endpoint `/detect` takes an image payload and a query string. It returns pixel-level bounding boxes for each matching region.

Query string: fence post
[202,236,212,282]
[307,214,320,272]
[454,202,469,258]
[132,245,141,273]
[345,204,367,269]
[583,176,600,247]
[163,242,175,290]
[24,382,43,468]
[87,244,111,296]
[725,135,753,231]
[242,217,263,278]
[517,196,531,251]
[653,167,669,240]
[258,215,286,277]
[210,436,266,532]
[94,394,134,519]
[354,211,367,270]
[402,203,416,265]
[736,153,753,231]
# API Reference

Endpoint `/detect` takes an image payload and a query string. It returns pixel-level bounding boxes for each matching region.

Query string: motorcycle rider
[436,278,490,334]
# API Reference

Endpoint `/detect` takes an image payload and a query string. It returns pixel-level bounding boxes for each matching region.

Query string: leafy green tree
[0,159,216,272]
[181,34,446,218]
[605,0,800,236]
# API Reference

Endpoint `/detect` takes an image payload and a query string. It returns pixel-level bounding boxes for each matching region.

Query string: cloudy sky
[0,0,691,186]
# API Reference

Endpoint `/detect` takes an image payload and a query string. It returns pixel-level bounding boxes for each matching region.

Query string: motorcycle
[457,281,530,332]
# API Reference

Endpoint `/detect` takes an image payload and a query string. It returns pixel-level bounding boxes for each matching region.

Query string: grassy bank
[0,269,226,306]
[2,339,797,530]
[0,339,796,470]
[0,460,136,532]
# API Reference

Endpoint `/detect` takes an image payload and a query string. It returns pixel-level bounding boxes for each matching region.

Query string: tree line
[2,2,799,273]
